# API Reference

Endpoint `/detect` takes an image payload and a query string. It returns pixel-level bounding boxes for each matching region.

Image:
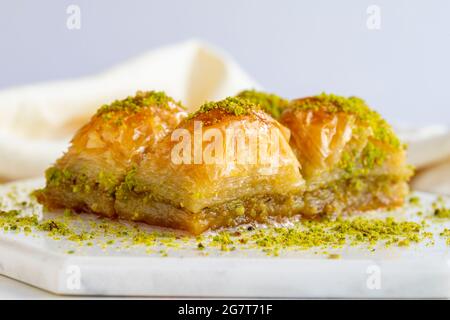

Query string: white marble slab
[0,180,449,298]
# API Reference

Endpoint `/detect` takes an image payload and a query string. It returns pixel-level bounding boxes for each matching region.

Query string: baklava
[114,97,304,234]
[279,93,413,216]
[36,91,187,217]
[37,90,412,235]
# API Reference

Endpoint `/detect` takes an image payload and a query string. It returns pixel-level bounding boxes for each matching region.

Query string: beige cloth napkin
[0,39,448,195]
[398,125,450,195]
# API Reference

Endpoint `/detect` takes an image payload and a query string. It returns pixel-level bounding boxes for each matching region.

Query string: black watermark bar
[0,300,446,319]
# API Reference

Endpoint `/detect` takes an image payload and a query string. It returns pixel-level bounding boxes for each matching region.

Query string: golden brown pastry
[279,93,413,216]
[36,91,187,217]
[36,90,412,235]
[114,97,304,234]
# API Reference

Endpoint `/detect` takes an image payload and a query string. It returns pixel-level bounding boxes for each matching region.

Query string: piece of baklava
[279,93,413,216]
[36,91,187,217]
[115,97,304,234]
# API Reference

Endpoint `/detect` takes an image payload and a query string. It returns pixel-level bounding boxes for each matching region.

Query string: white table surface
[1,180,449,299]
[0,275,168,300]
[0,274,56,299]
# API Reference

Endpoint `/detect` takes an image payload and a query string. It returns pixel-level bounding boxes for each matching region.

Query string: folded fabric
[398,125,450,195]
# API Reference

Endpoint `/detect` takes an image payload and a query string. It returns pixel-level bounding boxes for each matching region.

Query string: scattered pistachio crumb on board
[0,185,450,257]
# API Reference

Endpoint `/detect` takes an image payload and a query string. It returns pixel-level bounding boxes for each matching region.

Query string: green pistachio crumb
[434,207,450,219]
[236,89,289,118]
[96,91,184,117]
[289,92,401,149]
[188,97,259,119]
[409,196,421,206]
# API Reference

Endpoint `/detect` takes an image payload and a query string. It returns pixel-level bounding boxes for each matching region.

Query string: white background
[1,0,449,125]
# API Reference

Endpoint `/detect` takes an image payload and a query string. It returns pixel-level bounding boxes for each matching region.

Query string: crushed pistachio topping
[434,209,450,219]
[45,167,94,194]
[236,89,289,119]
[2,184,449,257]
[408,196,421,206]
[432,196,450,218]
[45,167,72,187]
[97,171,119,194]
[339,141,389,177]
[188,97,259,119]
[115,165,138,200]
[96,91,184,118]
[209,216,432,256]
[0,208,437,257]
[289,93,401,149]
[361,141,386,169]
[44,165,129,200]
[440,229,450,245]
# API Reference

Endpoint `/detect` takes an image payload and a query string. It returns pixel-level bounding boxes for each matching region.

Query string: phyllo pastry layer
[115,97,304,234]
[36,91,187,217]
[279,93,413,216]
